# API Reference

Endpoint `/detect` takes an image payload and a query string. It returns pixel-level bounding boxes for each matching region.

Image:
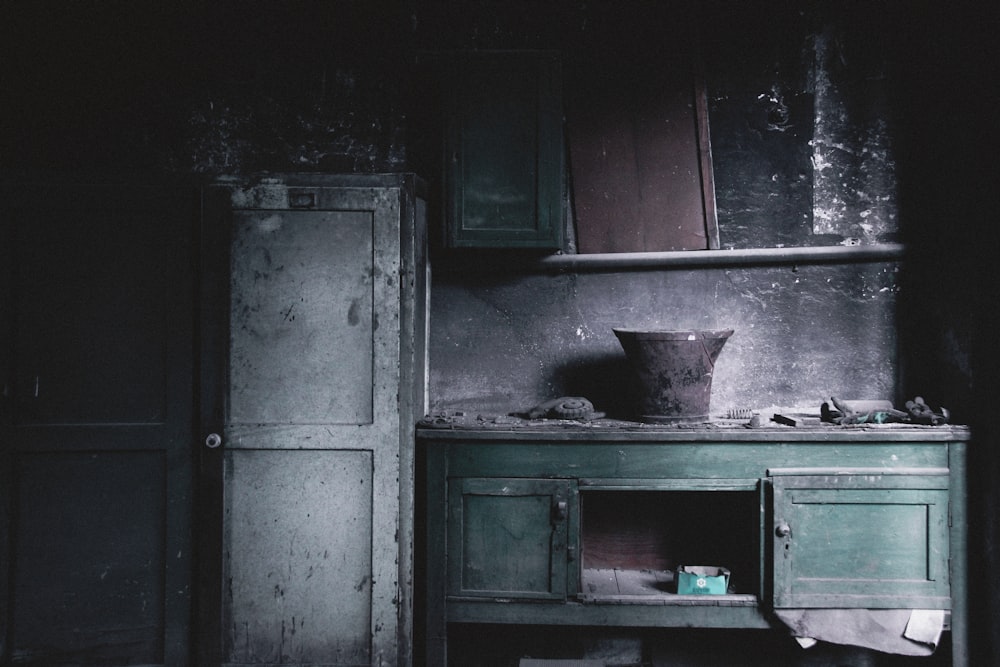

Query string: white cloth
[774,608,944,656]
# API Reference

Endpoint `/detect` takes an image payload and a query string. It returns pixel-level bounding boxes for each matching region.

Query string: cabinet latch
[553,499,568,522]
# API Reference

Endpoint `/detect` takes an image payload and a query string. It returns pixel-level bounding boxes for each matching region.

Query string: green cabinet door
[444,51,564,248]
[448,478,572,600]
[770,470,951,609]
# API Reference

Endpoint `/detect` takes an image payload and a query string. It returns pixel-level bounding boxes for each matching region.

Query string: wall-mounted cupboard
[441,50,564,249]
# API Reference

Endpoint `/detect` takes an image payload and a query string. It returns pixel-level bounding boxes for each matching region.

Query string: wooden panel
[448,478,570,600]
[443,442,950,481]
[2,179,196,666]
[566,13,718,254]
[223,449,373,664]
[230,209,374,425]
[12,451,166,664]
[582,568,673,597]
[772,473,951,608]
[569,68,713,253]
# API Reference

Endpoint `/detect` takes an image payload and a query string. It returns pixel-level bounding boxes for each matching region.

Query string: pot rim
[613,328,734,340]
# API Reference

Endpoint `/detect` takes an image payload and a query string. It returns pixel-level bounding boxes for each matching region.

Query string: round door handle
[775,523,792,538]
[205,433,223,448]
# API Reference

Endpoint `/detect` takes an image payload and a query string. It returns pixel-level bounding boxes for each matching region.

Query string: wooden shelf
[580,568,756,606]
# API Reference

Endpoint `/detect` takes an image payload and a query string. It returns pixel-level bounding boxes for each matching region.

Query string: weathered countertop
[416,412,970,443]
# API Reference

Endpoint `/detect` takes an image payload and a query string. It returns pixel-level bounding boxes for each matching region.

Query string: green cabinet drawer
[447,477,572,600]
[770,469,951,609]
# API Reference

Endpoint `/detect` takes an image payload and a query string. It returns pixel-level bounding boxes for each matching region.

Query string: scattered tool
[820,396,948,426]
[771,413,803,427]
[905,396,950,426]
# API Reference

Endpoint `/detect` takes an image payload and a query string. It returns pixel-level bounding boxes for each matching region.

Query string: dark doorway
[1,178,198,665]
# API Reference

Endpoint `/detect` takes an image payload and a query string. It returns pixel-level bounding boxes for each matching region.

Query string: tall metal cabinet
[200,174,428,667]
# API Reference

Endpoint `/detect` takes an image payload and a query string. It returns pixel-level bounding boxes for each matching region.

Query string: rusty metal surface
[614,329,733,423]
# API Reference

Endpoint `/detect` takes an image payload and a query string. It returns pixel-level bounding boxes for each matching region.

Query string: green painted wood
[949,441,969,666]
[447,478,571,601]
[440,442,950,480]
[444,51,564,248]
[421,445,449,667]
[579,477,759,491]
[771,473,951,609]
[418,424,970,442]
[446,600,774,630]
[418,429,968,666]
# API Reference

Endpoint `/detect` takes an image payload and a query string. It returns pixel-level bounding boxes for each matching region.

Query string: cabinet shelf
[580,489,761,600]
[579,568,756,606]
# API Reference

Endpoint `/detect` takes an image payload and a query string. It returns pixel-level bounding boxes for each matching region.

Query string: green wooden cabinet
[418,424,970,666]
[443,51,564,249]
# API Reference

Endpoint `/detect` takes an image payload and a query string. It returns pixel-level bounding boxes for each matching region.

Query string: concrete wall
[426,2,905,417]
[2,2,916,419]
[429,261,898,418]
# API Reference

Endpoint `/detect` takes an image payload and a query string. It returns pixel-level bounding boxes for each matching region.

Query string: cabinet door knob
[775,523,792,538]
[554,500,568,521]
[205,432,223,449]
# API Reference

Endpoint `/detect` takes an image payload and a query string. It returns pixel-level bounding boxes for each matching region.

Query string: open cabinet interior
[580,490,761,601]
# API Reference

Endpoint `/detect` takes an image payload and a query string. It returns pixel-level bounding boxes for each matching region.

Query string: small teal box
[675,566,731,595]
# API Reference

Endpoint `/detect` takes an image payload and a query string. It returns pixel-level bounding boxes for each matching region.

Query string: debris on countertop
[419,395,958,432]
[523,396,606,421]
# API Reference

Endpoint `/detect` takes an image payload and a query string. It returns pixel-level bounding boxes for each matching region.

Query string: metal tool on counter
[904,396,950,425]
[820,396,949,426]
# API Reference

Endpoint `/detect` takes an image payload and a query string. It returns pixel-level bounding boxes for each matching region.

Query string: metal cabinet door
[447,478,572,601]
[199,175,427,667]
[770,469,951,610]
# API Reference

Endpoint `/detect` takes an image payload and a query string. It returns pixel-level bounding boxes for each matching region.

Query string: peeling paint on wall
[810,28,898,241]
[707,5,900,249]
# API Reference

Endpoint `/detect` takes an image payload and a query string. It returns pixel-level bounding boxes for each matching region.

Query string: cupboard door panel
[444,51,564,248]
[230,209,374,425]
[11,190,180,425]
[12,452,167,664]
[223,449,373,664]
[771,472,950,609]
[448,478,571,600]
